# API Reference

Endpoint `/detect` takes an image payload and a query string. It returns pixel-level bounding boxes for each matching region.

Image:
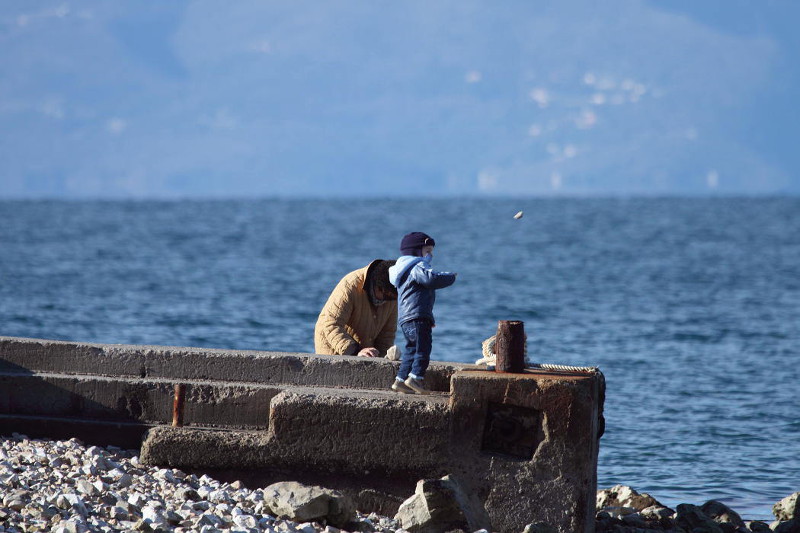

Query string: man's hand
[357,347,380,358]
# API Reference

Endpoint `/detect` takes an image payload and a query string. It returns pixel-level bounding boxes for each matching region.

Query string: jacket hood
[362,259,397,294]
[388,255,423,287]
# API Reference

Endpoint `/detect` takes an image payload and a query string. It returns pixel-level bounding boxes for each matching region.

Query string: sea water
[1,197,798,520]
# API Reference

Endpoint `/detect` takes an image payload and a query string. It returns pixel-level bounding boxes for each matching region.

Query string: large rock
[522,523,558,533]
[700,500,745,529]
[263,481,355,528]
[774,518,800,533]
[675,503,724,533]
[596,485,663,511]
[775,493,800,521]
[394,475,491,533]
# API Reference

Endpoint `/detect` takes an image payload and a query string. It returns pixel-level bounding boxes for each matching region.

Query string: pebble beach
[2,434,798,533]
[0,434,401,533]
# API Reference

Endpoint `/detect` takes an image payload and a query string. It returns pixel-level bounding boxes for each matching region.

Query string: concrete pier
[0,335,604,532]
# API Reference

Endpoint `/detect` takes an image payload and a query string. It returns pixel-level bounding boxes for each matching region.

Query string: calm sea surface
[1,198,798,520]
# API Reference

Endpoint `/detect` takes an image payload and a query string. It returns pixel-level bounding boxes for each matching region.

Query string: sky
[1,0,799,198]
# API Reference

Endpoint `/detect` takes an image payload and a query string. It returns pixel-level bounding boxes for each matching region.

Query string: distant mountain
[1,0,798,197]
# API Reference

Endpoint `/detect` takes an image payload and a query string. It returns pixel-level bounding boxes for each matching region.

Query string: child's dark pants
[397,318,433,380]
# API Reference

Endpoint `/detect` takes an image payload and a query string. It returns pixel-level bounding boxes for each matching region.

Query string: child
[388,232,457,394]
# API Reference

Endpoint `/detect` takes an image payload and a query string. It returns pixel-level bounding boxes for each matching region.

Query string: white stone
[198,512,224,527]
[59,520,89,533]
[773,492,800,521]
[164,509,184,525]
[597,485,662,511]
[128,492,147,507]
[233,514,258,529]
[110,506,129,520]
[394,475,491,533]
[154,469,177,483]
[56,493,78,508]
[263,481,355,528]
[56,494,88,517]
[274,521,297,532]
[193,501,213,511]
[92,455,119,472]
[142,505,165,523]
[601,505,638,518]
[641,505,674,519]
[209,489,231,503]
[76,479,99,496]
[2,489,29,509]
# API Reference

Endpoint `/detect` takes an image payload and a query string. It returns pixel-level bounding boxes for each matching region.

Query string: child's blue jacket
[388,255,456,326]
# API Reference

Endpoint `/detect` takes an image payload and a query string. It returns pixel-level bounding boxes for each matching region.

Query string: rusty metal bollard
[172,384,185,427]
[495,320,526,373]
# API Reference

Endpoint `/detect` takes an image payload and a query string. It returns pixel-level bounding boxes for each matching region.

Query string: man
[314,259,398,357]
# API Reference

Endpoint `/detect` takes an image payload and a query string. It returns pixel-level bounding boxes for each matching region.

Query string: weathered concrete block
[0,336,456,391]
[140,388,451,481]
[447,369,601,533]
[0,374,277,428]
[0,335,603,533]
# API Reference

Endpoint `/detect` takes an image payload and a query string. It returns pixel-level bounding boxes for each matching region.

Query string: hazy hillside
[1,1,798,197]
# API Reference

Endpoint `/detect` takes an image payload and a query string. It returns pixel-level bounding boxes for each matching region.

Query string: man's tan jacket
[314,261,397,356]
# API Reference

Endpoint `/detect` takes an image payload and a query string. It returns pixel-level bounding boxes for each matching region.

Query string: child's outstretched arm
[411,263,457,289]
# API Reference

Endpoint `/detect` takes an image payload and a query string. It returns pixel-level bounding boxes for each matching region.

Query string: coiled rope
[476,335,599,374]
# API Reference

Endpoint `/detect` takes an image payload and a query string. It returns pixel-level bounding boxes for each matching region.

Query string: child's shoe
[404,376,431,395]
[391,379,414,394]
